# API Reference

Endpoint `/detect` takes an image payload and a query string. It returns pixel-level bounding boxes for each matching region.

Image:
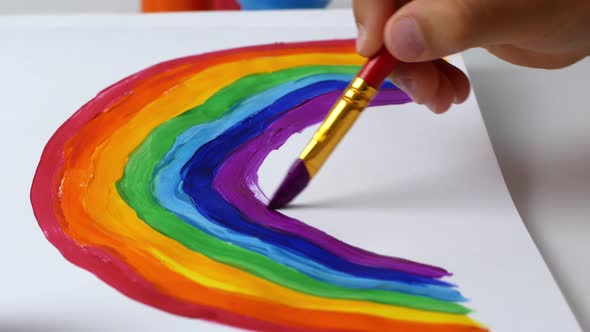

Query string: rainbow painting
[31,39,486,332]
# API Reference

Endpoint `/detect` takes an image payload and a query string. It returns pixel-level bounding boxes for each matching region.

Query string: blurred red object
[141,0,240,12]
[212,0,240,9]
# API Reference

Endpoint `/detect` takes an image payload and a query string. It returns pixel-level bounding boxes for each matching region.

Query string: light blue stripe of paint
[152,73,463,302]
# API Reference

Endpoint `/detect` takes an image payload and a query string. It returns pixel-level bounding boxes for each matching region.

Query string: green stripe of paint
[116,64,469,315]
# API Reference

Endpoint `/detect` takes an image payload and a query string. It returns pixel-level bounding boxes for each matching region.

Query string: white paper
[0,10,581,332]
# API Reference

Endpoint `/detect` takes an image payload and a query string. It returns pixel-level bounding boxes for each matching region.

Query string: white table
[463,49,590,330]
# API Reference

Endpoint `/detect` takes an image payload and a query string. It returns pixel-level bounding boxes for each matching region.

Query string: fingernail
[356,24,366,53]
[389,17,425,60]
[398,77,416,99]
[391,66,418,102]
[426,102,440,114]
[427,102,448,114]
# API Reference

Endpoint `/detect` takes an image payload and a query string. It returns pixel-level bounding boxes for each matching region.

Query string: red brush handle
[357,47,400,88]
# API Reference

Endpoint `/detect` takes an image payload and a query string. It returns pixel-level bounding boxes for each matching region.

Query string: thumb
[383,0,530,62]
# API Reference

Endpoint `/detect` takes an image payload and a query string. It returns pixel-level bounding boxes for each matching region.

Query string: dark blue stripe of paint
[181,80,450,286]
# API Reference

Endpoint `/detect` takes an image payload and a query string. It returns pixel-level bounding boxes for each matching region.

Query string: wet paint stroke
[31,39,487,332]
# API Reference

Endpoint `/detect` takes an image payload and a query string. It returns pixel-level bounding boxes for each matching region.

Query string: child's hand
[354,0,590,113]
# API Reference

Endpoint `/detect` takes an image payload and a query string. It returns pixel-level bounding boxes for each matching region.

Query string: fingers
[354,0,474,113]
[353,0,396,57]
[389,60,470,114]
[383,0,528,62]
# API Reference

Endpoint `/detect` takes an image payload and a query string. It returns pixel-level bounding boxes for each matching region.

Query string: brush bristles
[268,159,311,209]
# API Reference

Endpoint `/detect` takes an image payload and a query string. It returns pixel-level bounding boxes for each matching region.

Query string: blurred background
[0,0,352,14]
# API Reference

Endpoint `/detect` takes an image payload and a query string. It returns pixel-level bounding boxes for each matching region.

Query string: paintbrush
[268,47,400,209]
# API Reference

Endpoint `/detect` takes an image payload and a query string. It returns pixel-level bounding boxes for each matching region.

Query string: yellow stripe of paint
[62,52,478,326]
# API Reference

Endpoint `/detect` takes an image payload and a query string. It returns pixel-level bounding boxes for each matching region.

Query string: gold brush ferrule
[298,77,378,178]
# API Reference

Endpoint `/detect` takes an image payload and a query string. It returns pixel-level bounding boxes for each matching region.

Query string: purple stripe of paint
[212,90,451,278]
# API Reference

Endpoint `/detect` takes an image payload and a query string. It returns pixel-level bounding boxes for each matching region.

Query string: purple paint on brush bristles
[213,90,452,278]
[268,158,310,209]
